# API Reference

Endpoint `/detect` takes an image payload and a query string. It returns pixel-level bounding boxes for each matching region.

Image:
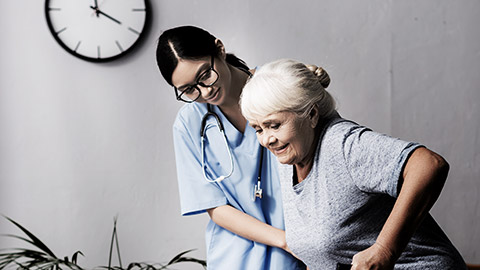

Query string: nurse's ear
[215,39,226,60]
[308,105,320,129]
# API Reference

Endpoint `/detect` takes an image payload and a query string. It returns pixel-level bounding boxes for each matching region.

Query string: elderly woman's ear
[308,105,320,129]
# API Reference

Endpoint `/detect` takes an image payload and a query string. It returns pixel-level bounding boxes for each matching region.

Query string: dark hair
[156,25,249,86]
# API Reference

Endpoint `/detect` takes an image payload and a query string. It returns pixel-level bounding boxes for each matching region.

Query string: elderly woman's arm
[351,147,450,270]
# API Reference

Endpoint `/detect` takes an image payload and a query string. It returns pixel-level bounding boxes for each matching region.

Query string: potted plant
[0,216,206,270]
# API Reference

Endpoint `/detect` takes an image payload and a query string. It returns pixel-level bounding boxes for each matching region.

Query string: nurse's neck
[218,64,250,133]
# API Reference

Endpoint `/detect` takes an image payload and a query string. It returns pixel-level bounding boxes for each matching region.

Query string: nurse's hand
[351,243,395,270]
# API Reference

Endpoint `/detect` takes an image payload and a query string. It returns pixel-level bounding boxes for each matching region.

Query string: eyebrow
[262,120,276,126]
[176,62,211,89]
[251,120,275,129]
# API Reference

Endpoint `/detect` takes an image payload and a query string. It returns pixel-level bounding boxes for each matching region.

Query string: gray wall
[1,0,479,268]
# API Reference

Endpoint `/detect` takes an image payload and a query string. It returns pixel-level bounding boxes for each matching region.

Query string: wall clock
[45,0,149,62]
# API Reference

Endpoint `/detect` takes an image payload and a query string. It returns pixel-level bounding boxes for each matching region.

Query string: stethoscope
[200,103,263,201]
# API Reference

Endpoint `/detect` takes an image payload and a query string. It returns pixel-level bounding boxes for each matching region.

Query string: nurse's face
[171,54,232,106]
[249,111,317,166]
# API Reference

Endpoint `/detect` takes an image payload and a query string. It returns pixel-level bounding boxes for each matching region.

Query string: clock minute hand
[89,6,122,25]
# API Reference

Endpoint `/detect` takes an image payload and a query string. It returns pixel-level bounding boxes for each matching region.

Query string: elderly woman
[240,59,466,270]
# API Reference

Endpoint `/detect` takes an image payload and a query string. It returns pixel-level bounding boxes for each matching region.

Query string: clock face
[45,0,148,62]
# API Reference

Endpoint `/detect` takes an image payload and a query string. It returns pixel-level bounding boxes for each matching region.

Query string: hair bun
[306,65,330,88]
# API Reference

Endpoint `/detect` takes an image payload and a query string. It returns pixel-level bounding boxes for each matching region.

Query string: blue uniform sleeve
[341,124,422,197]
[172,110,228,216]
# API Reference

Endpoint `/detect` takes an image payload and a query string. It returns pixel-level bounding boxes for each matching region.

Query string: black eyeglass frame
[174,55,219,103]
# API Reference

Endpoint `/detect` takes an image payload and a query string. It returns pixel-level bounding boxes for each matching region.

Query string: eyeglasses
[174,55,219,103]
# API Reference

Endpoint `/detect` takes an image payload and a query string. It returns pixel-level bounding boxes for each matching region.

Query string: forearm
[207,204,287,250]
[376,147,449,259]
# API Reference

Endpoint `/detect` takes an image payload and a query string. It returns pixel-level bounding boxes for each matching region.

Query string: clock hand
[98,9,121,24]
[92,0,99,17]
[89,6,122,25]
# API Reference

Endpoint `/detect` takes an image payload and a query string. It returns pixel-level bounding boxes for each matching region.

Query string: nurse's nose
[199,85,215,100]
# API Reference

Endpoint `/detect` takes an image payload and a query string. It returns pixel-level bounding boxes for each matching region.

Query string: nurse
[155,25,305,269]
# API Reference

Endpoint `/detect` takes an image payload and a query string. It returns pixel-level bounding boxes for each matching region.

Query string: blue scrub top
[172,103,303,270]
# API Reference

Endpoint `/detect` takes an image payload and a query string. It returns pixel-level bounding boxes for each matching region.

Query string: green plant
[0,216,206,270]
[0,216,84,270]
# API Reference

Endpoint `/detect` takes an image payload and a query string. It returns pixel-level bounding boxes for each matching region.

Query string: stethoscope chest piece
[253,180,263,201]
[252,145,265,202]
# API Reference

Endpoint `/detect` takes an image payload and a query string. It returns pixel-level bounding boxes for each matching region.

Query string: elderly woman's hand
[351,242,395,270]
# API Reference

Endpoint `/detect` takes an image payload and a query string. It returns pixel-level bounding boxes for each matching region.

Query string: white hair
[240,59,336,122]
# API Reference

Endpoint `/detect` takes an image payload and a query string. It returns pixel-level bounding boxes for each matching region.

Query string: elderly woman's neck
[294,162,313,184]
[294,122,324,184]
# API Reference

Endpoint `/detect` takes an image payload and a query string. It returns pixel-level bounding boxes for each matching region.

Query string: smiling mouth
[271,144,288,155]
[205,88,220,101]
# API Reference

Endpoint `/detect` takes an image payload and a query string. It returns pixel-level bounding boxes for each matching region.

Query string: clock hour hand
[93,0,99,16]
[89,6,122,25]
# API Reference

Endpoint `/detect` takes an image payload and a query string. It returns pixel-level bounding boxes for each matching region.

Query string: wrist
[273,229,288,250]
[374,241,397,261]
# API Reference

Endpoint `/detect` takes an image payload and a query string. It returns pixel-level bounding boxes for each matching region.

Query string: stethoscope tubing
[200,104,263,201]
[200,104,234,183]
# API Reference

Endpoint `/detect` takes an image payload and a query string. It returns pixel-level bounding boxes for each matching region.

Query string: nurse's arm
[351,147,449,269]
[207,205,292,253]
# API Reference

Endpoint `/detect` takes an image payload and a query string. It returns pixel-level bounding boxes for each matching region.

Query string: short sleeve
[341,125,422,197]
[172,111,227,216]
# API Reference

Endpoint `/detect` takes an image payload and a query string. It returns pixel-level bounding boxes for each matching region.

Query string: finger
[351,254,359,270]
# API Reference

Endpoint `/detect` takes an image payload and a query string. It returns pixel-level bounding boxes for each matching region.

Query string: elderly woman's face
[249,111,317,166]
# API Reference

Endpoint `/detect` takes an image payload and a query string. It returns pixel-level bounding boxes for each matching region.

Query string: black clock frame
[44,0,151,63]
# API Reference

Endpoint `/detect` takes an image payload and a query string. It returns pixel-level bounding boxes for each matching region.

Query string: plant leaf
[3,216,57,258]
[0,233,38,247]
[71,250,84,264]
[166,249,196,264]
[168,256,207,268]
